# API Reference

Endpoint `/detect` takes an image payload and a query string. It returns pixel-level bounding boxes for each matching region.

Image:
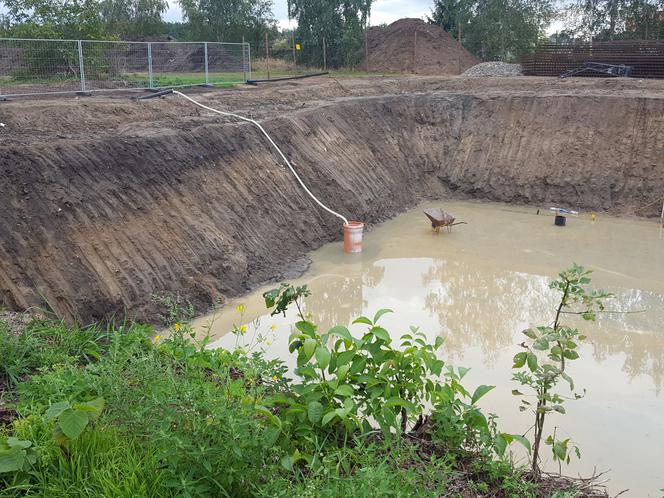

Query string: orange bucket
[343,221,364,253]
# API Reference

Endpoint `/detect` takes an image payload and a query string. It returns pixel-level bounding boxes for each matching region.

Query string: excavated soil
[365,18,478,74]
[0,75,663,323]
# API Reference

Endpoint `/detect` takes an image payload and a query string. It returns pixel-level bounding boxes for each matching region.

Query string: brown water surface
[194,201,664,496]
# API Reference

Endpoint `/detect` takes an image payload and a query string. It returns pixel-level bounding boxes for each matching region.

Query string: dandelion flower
[270,324,277,331]
[239,324,247,335]
[272,375,279,381]
[152,335,161,343]
[267,340,273,346]
[174,323,181,332]
[236,304,246,314]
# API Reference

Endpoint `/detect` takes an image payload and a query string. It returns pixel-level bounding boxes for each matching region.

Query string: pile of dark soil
[364,18,478,75]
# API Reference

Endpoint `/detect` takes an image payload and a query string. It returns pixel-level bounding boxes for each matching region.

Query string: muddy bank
[1,83,663,322]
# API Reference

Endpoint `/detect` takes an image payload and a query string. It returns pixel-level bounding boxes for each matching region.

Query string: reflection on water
[194,201,664,496]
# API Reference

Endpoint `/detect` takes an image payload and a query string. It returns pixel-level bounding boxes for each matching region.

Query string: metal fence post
[247,43,252,81]
[204,42,209,85]
[147,42,153,89]
[77,40,86,92]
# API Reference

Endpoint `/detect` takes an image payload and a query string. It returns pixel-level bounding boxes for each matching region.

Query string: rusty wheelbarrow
[424,208,467,233]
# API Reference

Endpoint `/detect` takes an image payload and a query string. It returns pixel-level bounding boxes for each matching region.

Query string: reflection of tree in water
[588,289,664,393]
[422,260,555,366]
[303,263,386,332]
[423,260,664,391]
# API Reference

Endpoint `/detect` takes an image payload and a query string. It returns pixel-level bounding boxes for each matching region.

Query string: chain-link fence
[0,38,250,97]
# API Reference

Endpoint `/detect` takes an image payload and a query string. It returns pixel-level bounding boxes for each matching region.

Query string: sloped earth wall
[1,92,663,322]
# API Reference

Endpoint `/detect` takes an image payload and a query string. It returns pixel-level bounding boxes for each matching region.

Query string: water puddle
[194,200,664,496]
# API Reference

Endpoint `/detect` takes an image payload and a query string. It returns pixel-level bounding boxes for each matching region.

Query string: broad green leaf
[307,401,324,424]
[45,401,70,419]
[255,405,282,428]
[371,327,390,342]
[334,385,354,397]
[321,411,337,426]
[552,405,566,414]
[563,350,579,360]
[372,308,393,324]
[314,347,331,370]
[552,442,567,460]
[302,338,317,361]
[471,385,495,405]
[58,409,89,440]
[512,435,532,453]
[526,352,538,372]
[352,316,373,326]
[336,350,356,367]
[328,326,353,343]
[512,352,527,368]
[336,364,350,381]
[296,321,316,337]
[511,389,524,396]
[6,438,31,450]
[73,398,105,420]
[458,366,471,379]
[0,449,25,473]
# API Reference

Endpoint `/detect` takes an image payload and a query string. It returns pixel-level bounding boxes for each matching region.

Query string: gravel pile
[462,61,523,77]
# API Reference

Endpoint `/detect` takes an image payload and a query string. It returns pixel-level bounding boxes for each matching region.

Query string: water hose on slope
[172,90,348,224]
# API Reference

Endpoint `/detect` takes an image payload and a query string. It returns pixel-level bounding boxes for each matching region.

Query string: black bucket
[554,215,566,226]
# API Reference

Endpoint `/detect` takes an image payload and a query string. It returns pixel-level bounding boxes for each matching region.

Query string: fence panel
[0,38,250,97]
[0,39,82,97]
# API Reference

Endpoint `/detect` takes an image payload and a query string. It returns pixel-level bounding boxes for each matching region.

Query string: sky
[162,0,434,27]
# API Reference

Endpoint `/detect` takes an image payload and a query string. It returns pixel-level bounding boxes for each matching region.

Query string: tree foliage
[177,0,275,43]
[287,0,372,68]
[560,0,664,41]
[429,0,554,61]
[100,0,168,38]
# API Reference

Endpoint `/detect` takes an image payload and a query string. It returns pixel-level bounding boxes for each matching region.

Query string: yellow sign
[295,43,301,51]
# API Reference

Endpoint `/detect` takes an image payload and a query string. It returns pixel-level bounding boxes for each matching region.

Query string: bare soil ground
[1,75,663,323]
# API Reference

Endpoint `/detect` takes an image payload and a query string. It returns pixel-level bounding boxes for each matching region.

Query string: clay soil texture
[1,75,663,323]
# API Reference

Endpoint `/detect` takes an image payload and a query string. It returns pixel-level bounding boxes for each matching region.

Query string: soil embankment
[1,76,663,322]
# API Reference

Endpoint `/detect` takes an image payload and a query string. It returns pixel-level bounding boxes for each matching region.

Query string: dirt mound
[365,18,478,75]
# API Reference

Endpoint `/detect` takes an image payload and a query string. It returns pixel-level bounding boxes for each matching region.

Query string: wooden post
[322,37,326,71]
[265,32,270,80]
[364,30,369,72]
[291,31,296,69]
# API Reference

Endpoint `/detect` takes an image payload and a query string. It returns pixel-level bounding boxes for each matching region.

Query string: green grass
[0,312,569,497]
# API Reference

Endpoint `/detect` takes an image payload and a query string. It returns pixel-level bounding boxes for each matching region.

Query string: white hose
[172,90,349,225]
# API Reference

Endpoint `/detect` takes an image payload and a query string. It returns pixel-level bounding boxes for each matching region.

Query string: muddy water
[194,201,664,496]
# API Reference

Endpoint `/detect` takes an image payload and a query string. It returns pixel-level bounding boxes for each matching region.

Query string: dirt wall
[1,88,663,322]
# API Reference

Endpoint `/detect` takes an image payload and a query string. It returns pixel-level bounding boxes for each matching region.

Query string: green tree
[562,0,664,40]
[429,0,553,60]
[177,0,275,43]
[100,0,168,38]
[287,0,372,68]
[1,0,108,39]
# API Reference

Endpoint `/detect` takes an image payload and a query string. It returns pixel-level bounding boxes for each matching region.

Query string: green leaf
[73,398,105,420]
[336,364,350,381]
[563,350,580,360]
[6,438,31,450]
[552,405,566,414]
[314,347,331,370]
[512,352,527,368]
[512,435,532,453]
[471,385,495,405]
[552,442,567,460]
[302,338,317,361]
[0,449,25,473]
[526,352,538,372]
[58,409,89,440]
[458,366,470,379]
[328,326,353,343]
[523,328,538,339]
[372,309,393,324]
[371,327,390,342]
[307,401,324,424]
[296,321,316,337]
[321,411,337,426]
[352,316,373,326]
[45,401,70,419]
[511,389,524,396]
[334,385,354,397]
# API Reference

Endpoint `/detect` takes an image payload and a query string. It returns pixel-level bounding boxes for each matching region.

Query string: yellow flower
[267,340,273,346]
[236,304,246,314]
[272,375,279,381]
[239,324,247,335]
[174,323,181,332]
[270,324,277,331]
[152,335,161,343]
